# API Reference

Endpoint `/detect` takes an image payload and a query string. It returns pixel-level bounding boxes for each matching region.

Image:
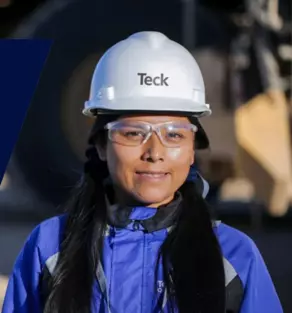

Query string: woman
[2,31,283,313]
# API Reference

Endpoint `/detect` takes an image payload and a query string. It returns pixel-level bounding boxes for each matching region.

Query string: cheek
[167,147,194,163]
[167,148,182,160]
[106,143,140,182]
[166,147,194,182]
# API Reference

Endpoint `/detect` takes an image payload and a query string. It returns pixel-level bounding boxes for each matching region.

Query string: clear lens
[109,122,150,146]
[106,121,197,147]
[160,124,194,145]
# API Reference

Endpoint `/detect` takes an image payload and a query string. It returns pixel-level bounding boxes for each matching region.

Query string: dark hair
[43,116,226,313]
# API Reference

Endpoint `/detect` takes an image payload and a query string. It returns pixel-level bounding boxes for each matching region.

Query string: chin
[134,190,173,207]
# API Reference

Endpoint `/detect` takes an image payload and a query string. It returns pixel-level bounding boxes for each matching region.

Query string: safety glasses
[104,121,198,147]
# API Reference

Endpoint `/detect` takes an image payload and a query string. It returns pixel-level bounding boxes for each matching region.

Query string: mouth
[135,171,170,180]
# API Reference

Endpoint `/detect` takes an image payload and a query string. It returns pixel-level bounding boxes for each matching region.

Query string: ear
[95,143,107,161]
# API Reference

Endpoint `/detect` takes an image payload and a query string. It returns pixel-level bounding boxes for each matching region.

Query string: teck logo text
[137,73,169,86]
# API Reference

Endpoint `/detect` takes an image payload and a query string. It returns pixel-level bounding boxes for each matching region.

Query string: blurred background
[0,0,291,311]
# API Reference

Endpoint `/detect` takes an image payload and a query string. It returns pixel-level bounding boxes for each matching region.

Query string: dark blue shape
[186,163,198,182]
[0,39,52,184]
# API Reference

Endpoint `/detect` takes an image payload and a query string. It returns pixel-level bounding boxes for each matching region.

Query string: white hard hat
[83,31,211,118]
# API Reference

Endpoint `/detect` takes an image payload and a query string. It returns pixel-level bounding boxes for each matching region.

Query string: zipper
[141,228,147,313]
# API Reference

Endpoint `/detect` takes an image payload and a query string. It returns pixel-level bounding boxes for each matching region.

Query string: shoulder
[215,222,262,287]
[23,214,67,267]
[30,214,67,243]
[215,222,258,257]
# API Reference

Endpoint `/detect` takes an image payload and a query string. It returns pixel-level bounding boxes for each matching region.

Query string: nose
[141,132,165,162]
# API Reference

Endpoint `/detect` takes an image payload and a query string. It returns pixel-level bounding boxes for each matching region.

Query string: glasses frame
[104,120,198,147]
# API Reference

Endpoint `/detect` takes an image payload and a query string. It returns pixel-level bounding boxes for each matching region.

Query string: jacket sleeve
[239,241,283,313]
[2,226,42,313]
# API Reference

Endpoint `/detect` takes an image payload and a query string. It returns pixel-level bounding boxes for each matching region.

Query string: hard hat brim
[83,97,211,119]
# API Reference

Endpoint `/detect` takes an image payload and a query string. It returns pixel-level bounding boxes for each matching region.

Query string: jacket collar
[104,173,211,233]
[106,191,182,232]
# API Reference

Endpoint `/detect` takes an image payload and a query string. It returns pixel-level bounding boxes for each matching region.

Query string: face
[96,115,195,207]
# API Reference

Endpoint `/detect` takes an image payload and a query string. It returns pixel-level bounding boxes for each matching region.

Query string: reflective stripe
[45,252,59,275]
[197,172,210,199]
[44,227,111,276]
[166,226,174,233]
[162,286,168,311]
[105,224,110,236]
[223,257,238,286]
[213,220,221,227]
[96,261,112,313]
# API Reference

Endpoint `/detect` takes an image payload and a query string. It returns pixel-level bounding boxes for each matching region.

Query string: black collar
[103,172,208,233]
[105,187,182,233]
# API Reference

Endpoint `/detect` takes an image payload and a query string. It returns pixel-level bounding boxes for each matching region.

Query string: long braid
[161,181,226,313]
[44,131,109,313]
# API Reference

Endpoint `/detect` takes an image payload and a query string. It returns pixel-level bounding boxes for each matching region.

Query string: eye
[124,130,145,137]
[118,128,147,140]
[165,129,187,142]
[167,132,184,139]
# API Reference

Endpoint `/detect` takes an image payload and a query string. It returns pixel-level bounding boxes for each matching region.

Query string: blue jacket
[2,178,283,313]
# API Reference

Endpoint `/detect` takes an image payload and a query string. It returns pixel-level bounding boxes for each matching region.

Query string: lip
[135,170,170,181]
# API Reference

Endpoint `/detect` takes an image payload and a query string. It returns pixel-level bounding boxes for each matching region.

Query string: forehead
[117,114,190,124]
